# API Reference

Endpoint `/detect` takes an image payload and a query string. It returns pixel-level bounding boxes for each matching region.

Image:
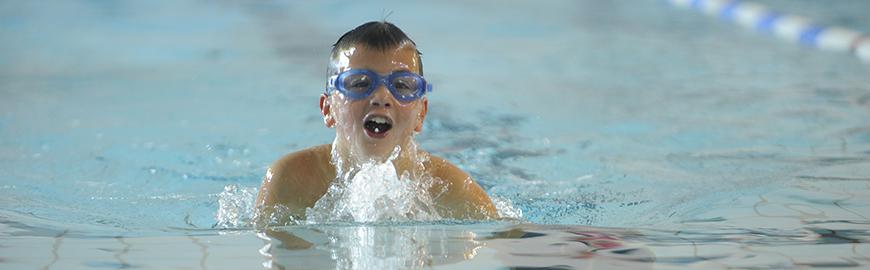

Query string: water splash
[214,184,258,228]
[306,142,442,223]
[492,196,523,220]
[247,136,523,226]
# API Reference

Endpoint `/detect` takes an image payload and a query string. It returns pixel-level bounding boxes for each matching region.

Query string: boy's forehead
[331,44,420,74]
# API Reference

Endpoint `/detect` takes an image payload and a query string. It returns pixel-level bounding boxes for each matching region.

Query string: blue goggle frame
[326,69,432,103]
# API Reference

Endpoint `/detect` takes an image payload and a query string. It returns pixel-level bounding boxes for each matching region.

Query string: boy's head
[320,21,429,161]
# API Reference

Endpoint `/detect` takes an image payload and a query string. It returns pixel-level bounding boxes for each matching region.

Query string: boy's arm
[429,156,499,219]
[254,158,303,224]
[254,145,333,224]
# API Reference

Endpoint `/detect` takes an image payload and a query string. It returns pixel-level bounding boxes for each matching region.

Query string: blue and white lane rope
[668,0,870,63]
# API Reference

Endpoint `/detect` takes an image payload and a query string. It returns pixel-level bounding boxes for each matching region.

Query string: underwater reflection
[484,224,654,269]
[258,224,654,270]
[259,225,482,269]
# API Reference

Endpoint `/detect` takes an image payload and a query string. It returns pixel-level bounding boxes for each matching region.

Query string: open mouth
[363,114,393,138]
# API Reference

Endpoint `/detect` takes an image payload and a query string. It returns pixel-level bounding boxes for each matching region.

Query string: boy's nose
[369,85,393,107]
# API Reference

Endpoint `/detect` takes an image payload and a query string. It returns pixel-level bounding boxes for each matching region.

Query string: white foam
[214,184,258,228]
[492,196,523,220]
[305,143,441,223]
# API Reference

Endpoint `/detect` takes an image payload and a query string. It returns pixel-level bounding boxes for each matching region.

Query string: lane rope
[668,0,870,63]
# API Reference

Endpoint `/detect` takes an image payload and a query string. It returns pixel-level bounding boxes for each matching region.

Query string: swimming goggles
[326,69,432,103]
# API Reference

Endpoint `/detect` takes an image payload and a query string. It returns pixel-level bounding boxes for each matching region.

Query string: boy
[255,21,497,224]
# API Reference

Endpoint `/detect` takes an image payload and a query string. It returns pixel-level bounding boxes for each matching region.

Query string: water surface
[2,0,869,269]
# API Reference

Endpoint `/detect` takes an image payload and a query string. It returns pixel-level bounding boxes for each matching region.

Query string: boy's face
[320,44,428,161]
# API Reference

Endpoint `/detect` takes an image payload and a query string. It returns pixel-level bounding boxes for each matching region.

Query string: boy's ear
[414,98,428,132]
[320,94,335,128]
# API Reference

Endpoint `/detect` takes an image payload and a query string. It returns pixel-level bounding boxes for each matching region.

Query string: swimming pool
[2,0,869,268]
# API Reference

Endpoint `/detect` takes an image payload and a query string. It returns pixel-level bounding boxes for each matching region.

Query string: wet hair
[328,21,423,76]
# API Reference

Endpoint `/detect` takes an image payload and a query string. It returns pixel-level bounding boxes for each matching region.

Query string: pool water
[2,0,870,269]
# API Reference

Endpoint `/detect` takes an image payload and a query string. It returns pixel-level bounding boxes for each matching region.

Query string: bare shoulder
[255,144,334,217]
[425,155,498,219]
[270,144,333,178]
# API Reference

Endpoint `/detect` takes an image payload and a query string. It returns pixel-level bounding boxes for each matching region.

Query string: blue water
[2,0,870,269]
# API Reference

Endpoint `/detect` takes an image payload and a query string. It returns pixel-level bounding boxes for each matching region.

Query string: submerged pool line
[668,0,870,63]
